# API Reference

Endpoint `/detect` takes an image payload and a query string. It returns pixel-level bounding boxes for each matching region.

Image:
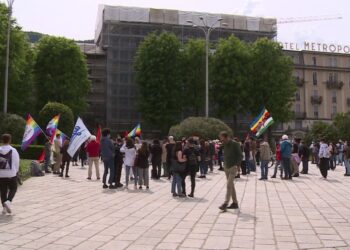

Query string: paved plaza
[0,163,350,250]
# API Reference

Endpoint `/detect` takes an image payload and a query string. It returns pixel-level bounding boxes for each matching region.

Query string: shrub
[39,102,74,136]
[12,144,45,160]
[169,117,233,140]
[0,114,26,144]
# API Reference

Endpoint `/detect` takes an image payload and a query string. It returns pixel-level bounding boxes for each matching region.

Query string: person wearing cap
[86,135,101,180]
[280,134,293,180]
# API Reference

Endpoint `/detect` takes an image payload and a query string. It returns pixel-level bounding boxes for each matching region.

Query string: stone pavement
[0,163,350,250]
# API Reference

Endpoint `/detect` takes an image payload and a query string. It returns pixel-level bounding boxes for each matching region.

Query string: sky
[3,0,350,45]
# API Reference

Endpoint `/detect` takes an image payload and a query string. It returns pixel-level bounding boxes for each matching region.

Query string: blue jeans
[200,162,208,175]
[260,160,269,179]
[103,158,115,185]
[44,156,51,171]
[171,173,182,194]
[338,153,344,165]
[282,157,292,178]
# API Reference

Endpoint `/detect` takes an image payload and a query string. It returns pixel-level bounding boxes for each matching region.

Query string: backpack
[0,150,12,170]
[31,161,44,177]
[187,149,198,166]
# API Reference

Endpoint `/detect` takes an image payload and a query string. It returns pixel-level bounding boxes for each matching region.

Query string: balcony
[311,96,323,105]
[294,77,305,87]
[326,80,344,90]
[294,112,306,119]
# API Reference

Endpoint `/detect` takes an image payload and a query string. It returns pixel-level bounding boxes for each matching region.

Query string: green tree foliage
[247,38,296,122]
[332,113,350,141]
[34,36,90,115]
[39,102,74,136]
[211,35,251,118]
[169,117,233,140]
[0,113,26,144]
[305,121,338,143]
[182,39,206,116]
[135,32,183,134]
[0,3,35,116]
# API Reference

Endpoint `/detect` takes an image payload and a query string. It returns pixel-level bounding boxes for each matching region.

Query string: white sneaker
[4,200,12,214]
[2,207,6,215]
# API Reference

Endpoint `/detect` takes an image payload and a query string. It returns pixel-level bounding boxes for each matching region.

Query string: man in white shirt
[318,138,330,179]
[0,134,20,215]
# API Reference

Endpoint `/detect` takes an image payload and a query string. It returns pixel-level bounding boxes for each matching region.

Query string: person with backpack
[182,138,200,198]
[0,134,20,215]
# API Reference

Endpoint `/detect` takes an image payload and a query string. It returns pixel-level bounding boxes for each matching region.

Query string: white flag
[67,117,91,157]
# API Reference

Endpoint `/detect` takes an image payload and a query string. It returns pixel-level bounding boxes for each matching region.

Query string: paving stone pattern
[0,163,349,250]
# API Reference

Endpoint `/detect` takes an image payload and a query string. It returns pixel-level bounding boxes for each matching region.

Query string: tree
[169,117,233,140]
[247,38,296,123]
[305,121,338,143]
[39,102,74,136]
[182,39,206,116]
[0,114,26,144]
[34,36,90,115]
[333,113,350,141]
[135,32,183,134]
[211,35,251,128]
[0,3,35,116]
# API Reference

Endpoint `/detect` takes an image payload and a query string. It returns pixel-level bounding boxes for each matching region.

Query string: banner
[67,118,91,157]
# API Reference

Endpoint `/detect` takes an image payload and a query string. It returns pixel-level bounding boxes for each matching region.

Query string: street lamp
[3,0,15,114]
[187,17,226,118]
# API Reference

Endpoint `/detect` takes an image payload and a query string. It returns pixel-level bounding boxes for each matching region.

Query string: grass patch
[20,159,32,181]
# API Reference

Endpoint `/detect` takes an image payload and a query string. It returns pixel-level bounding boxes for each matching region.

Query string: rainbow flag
[250,108,274,137]
[21,115,43,151]
[127,124,141,138]
[46,115,60,136]
[57,129,69,143]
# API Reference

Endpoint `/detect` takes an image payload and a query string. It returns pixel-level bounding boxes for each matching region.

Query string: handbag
[171,159,186,173]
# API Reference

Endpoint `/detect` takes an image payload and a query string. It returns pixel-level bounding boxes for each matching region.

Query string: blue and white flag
[67,117,91,157]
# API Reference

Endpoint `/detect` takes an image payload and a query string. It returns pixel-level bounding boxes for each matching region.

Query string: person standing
[166,136,176,180]
[219,132,242,212]
[172,142,186,197]
[199,140,209,178]
[59,140,71,178]
[120,138,137,189]
[299,140,310,174]
[337,140,344,166]
[44,141,52,173]
[137,142,150,189]
[0,134,20,215]
[343,141,350,176]
[150,140,162,179]
[318,139,330,179]
[86,135,101,180]
[53,133,62,175]
[114,138,124,188]
[183,138,200,198]
[244,137,251,174]
[280,135,293,180]
[271,142,282,178]
[100,129,116,189]
[259,138,271,180]
[161,138,168,177]
[79,143,87,168]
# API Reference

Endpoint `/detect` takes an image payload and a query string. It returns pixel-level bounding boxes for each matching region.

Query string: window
[295,121,302,130]
[332,91,337,104]
[329,72,338,82]
[332,106,337,114]
[329,57,337,67]
[313,90,318,97]
[313,72,317,85]
[295,103,301,113]
[313,105,319,118]
[295,90,300,101]
[312,56,317,66]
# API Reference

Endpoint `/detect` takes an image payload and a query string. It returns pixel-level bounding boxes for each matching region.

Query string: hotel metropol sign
[280,41,350,54]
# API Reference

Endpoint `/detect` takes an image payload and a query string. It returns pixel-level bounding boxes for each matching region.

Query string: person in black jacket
[114,138,124,188]
[298,140,310,174]
[150,140,162,179]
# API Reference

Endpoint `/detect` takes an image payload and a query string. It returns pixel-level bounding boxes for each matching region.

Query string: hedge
[12,144,45,160]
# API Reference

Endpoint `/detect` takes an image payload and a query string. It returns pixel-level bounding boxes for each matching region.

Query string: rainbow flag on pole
[249,108,274,137]
[46,115,60,136]
[21,115,43,151]
[127,124,142,138]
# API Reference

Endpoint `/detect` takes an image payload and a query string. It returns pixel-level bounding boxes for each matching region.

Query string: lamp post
[3,0,15,114]
[187,17,226,118]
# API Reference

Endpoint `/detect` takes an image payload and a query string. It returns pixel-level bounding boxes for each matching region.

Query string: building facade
[84,5,277,133]
[283,50,350,137]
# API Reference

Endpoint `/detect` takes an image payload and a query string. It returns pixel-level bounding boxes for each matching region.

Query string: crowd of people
[1,129,350,215]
